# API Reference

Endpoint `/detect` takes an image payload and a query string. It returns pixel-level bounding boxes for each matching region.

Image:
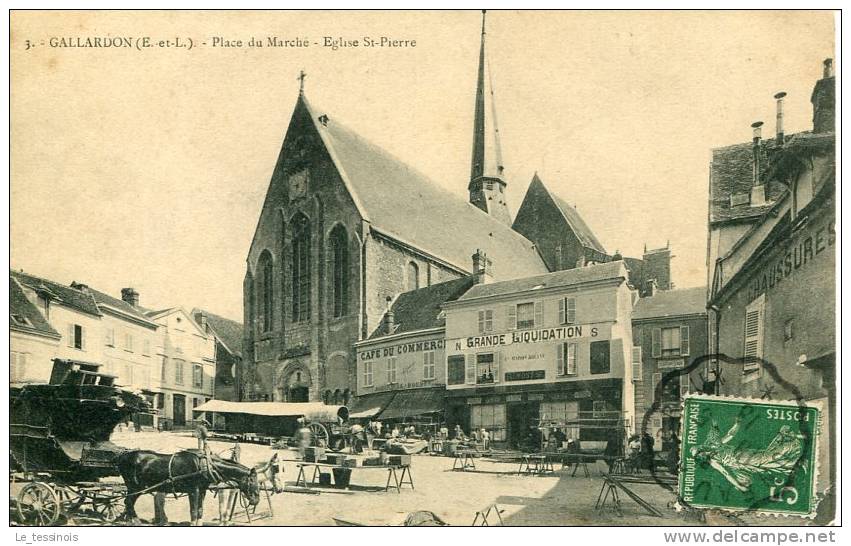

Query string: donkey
[117,449,260,526]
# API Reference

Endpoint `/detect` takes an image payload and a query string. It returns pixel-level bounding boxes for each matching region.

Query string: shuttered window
[68,324,86,350]
[465,354,476,385]
[476,353,498,384]
[557,343,577,376]
[386,357,397,384]
[362,362,374,387]
[423,351,436,380]
[558,297,577,324]
[651,328,661,357]
[507,305,517,330]
[478,309,493,333]
[743,296,765,370]
[631,346,643,381]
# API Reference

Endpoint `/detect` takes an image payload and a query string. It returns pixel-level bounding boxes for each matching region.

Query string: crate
[304,447,326,462]
[325,453,348,465]
[388,455,411,466]
[362,457,382,467]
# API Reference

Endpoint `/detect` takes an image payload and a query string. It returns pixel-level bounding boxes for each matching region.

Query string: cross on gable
[298,70,307,94]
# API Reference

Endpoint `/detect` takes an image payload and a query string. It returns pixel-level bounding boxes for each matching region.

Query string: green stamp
[679,395,820,517]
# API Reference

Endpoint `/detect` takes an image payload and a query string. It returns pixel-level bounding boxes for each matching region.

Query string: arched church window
[407,261,419,292]
[330,225,349,318]
[256,251,274,332]
[291,213,311,322]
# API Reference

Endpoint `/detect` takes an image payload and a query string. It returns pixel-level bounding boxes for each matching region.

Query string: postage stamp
[678,395,821,517]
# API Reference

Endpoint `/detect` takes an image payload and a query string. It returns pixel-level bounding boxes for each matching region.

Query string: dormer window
[730,193,750,207]
[10,314,32,327]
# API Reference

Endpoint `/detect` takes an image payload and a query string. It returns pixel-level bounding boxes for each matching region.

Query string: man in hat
[196,419,210,451]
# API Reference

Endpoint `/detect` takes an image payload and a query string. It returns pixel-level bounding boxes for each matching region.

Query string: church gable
[513,174,609,271]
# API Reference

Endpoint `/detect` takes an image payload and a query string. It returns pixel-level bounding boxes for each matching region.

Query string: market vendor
[350,422,365,453]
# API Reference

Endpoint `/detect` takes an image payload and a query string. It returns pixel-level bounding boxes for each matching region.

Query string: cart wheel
[93,496,125,523]
[16,482,61,526]
[308,423,329,448]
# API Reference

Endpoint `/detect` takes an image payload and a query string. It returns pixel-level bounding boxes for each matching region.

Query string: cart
[10,359,151,525]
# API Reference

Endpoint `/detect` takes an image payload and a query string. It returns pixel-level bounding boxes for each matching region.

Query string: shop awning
[347,391,396,419]
[377,387,444,421]
[193,400,347,422]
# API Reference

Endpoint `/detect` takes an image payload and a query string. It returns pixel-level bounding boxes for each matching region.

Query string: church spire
[468,10,512,225]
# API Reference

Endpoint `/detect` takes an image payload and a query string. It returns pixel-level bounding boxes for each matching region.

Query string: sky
[10,10,835,321]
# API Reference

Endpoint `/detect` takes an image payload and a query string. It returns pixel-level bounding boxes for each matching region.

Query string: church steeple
[468,10,512,225]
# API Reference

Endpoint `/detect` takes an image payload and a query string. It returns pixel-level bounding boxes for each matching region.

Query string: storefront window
[447,355,465,385]
[540,401,579,440]
[476,353,498,384]
[590,340,611,374]
[471,404,506,442]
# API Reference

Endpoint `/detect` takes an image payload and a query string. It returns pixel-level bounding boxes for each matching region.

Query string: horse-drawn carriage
[193,399,351,451]
[11,359,264,527]
[10,359,151,525]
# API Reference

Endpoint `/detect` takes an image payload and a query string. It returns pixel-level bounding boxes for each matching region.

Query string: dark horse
[117,449,260,526]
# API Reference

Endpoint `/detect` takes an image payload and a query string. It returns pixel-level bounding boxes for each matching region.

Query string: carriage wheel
[308,423,329,448]
[92,494,125,523]
[16,482,61,526]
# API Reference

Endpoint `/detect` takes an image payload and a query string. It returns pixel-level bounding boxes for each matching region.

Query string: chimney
[812,58,835,134]
[644,278,658,298]
[195,311,208,332]
[382,296,395,333]
[471,249,494,284]
[823,58,834,78]
[774,92,787,144]
[751,121,763,186]
[70,281,89,294]
[121,287,140,307]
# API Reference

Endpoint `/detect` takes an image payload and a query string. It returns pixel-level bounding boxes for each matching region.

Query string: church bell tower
[468,10,512,225]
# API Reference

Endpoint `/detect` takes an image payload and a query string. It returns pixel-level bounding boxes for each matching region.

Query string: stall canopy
[193,400,347,422]
[377,387,444,421]
[347,391,397,419]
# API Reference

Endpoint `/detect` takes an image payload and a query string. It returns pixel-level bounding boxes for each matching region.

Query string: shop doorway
[173,394,186,427]
[507,402,540,450]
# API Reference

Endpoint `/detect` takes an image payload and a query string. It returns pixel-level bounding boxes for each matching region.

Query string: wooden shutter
[465,354,476,384]
[567,343,577,375]
[566,298,576,324]
[507,305,517,330]
[558,298,565,324]
[651,328,662,357]
[556,343,565,375]
[680,326,690,356]
[80,326,87,351]
[652,372,662,401]
[478,310,485,333]
[493,352,501,383]
[631,346,643,381]
[743,297,764,361]
[534,301,544,327]
[67,324,75,347]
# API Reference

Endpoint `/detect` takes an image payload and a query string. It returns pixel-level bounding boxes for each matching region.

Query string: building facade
[240,13,673,406]
[193,309,244,404]
[443,261,636,449]
[707,59,835,497]
[147,307,216,428]
[10,277,61,383]
[631,286,708,449]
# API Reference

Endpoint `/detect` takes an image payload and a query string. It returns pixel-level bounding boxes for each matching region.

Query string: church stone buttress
[468,10,512,225]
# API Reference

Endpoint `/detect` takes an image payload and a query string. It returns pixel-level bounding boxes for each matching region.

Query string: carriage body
[192,400,350,450]
[10,359,151,524]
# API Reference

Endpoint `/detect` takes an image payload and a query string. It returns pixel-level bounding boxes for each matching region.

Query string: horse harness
[163,450,227,498]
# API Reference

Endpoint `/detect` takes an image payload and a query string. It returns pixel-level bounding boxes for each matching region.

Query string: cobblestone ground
[100,431,696,526]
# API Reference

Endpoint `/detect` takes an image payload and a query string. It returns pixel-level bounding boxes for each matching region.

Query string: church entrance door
[288,386,309,402]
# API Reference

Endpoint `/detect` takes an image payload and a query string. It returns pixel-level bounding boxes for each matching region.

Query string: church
[242,13,670,405]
